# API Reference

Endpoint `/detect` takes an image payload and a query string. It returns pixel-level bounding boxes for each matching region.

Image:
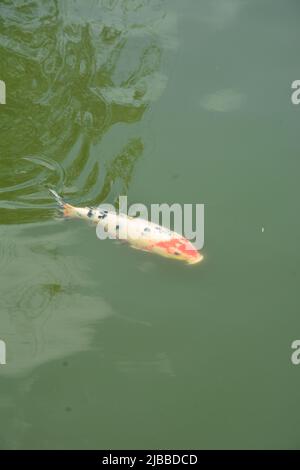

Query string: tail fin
[49,189,75,217]
[49,189,65,207]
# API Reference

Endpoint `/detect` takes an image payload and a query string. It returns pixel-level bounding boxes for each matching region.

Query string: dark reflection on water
[0,0,176,377]
[0,0,173,222]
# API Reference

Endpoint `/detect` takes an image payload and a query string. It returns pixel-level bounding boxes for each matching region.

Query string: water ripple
[0,0,176,223]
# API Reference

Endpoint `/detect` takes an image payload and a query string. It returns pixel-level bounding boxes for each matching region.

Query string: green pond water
[1,0,300,450]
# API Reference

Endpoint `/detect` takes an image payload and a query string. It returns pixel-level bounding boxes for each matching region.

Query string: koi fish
[49,190,203,265]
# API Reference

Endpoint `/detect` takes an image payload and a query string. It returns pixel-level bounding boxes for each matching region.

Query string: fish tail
[49,189,64,206]
[49,189,75,218]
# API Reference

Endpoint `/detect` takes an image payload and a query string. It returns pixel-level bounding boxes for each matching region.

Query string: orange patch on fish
[149,238,201,263]
[63,204,75,218]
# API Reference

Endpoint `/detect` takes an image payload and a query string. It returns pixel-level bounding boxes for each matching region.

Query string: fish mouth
[187,253,203,265]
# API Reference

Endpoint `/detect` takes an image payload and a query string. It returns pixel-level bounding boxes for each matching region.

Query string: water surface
[0,0,300,449]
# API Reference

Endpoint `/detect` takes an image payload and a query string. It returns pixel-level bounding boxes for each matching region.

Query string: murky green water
[1,0,300,450]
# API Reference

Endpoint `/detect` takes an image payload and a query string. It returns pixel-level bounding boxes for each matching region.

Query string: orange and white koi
[49,190,203,265]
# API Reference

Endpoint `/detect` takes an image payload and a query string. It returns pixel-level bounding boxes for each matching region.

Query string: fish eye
[174,251,180,256]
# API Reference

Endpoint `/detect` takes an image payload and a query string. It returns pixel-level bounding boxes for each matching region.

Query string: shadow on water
[0,0,177,380]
